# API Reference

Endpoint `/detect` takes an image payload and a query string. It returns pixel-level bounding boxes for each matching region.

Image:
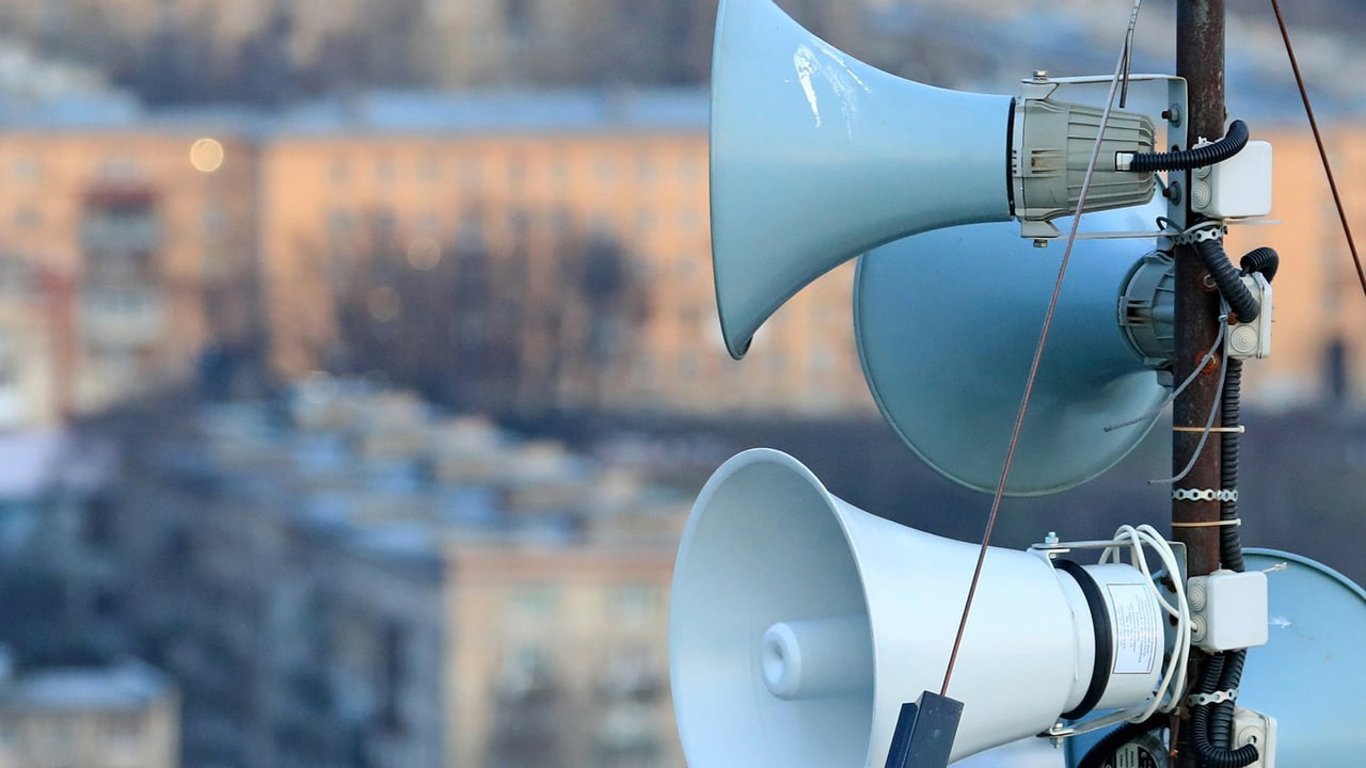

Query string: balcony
[81,212,161,254]
[79,289,165,345]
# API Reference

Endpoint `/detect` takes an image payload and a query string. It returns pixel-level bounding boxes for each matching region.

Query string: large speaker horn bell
[710,0,1013,358]
[854,205,1170,495]
[708,0,1158,359]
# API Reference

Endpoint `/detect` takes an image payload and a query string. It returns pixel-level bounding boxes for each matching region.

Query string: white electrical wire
[1100,524,1193,722]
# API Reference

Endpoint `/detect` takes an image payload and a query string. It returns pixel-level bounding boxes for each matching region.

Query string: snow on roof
[0,430,116,500]
[0,660,172,713]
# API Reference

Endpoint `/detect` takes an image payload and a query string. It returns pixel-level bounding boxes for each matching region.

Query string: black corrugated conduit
[1192,250,1280,768]
[1239,247,1280,283]
[1125,120,1250,172]
[1195,239,1260,322]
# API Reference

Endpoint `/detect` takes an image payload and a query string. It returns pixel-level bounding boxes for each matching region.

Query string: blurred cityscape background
[0,0,1362,766]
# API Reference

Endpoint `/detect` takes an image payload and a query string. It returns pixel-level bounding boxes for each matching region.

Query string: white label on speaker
[1107,584,1160,675]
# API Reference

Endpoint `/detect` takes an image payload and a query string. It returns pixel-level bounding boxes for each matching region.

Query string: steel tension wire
[940,0,1147,697]
[1268,0,1366,303]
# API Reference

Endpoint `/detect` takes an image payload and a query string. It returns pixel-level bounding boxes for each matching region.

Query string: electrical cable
[938,0,1146,698]
[1268,0,1366,304]
[1099,524,1192,722]
[1149,313,1229,486]
[1104,316,1227,433]
[1194,238,1259,322]
[1188,254,1280,768]
[1121,120,1249,172]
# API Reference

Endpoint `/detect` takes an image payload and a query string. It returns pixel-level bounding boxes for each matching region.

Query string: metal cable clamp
[1172,488,1238,502]
[1160,219,1227,245]
[1188,688,1239,706]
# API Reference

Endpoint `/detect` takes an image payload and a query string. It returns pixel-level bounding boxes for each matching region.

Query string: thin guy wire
[1149,315,1229,485]
[1268,0,1366,302]
[1104,318,1227,432]
[939,0,1145,698]
[1119,20,1136,108]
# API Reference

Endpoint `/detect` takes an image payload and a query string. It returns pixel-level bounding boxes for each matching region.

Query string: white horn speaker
[709,0,1158,358]
[854,205,1170,496]
[710,0,1011,358]
[670,449,1169,767]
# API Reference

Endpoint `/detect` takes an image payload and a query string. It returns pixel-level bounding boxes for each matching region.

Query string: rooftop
[0,88,710,136]
[0,659,173,714]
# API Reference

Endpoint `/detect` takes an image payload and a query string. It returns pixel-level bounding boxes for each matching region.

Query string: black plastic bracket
[884,691,965,768]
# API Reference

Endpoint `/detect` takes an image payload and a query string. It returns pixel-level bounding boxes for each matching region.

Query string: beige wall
[260,129,871,416]
[445,542,681,768]
[1225,126,1366,406]
[0,129,260,421]
[5,117,1365,421]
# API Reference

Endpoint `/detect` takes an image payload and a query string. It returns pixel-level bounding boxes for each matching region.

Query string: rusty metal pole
[1174,0,1226,764]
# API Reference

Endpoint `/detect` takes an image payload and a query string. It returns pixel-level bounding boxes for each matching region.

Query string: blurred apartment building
[259,91,868,414]
[0,113,262,427]
[0,655,179,768]
[103,380,686,768]
[1,94,1364,426]
[0,0,864,93]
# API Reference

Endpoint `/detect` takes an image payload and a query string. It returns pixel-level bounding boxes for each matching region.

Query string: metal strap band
[1188,688,1239,706]
[1172,488,1239,502]
[1169,221,1228,245]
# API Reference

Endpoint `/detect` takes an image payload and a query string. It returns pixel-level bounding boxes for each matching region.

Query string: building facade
[0,120,262,424]
[105,383,686,768]
[2,100,1364,423]
[0,658,179,768]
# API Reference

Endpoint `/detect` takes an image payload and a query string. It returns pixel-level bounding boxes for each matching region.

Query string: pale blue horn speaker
[854,205,1169,495]
[710,0,1013,359]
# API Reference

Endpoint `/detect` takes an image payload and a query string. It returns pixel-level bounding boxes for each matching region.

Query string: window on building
[202,207,228,238]
[612,584,660,621]
[380,621,410,732]
[375,157,397,183]
[677,209,701,231]
[551,158,570,190]
[327,209,356,249]
[679,154,703,181]
[595,157,617,182]
[418,154,441,182]
[82,496,117,548]
[329,157,350,184]
[11,157,42,182]
[505,0,534,38]
[105,713,142,750]
[12,206,40,229]
[635,151,655,182]
[513,585,558,621]
[99,156,140,180]
[549,209,571,234]
[459,156,482,188]
[0,720,17,749]
[508,154,528,188]
[810,348,834,374]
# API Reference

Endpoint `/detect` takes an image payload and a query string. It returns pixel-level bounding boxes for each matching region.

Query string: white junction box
[1187,569,1269,652]
[1233,707,1278,768]
[1192,140,1273,219]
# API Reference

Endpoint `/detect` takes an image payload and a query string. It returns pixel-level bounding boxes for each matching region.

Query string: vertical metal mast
[1174,0,1226,764]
